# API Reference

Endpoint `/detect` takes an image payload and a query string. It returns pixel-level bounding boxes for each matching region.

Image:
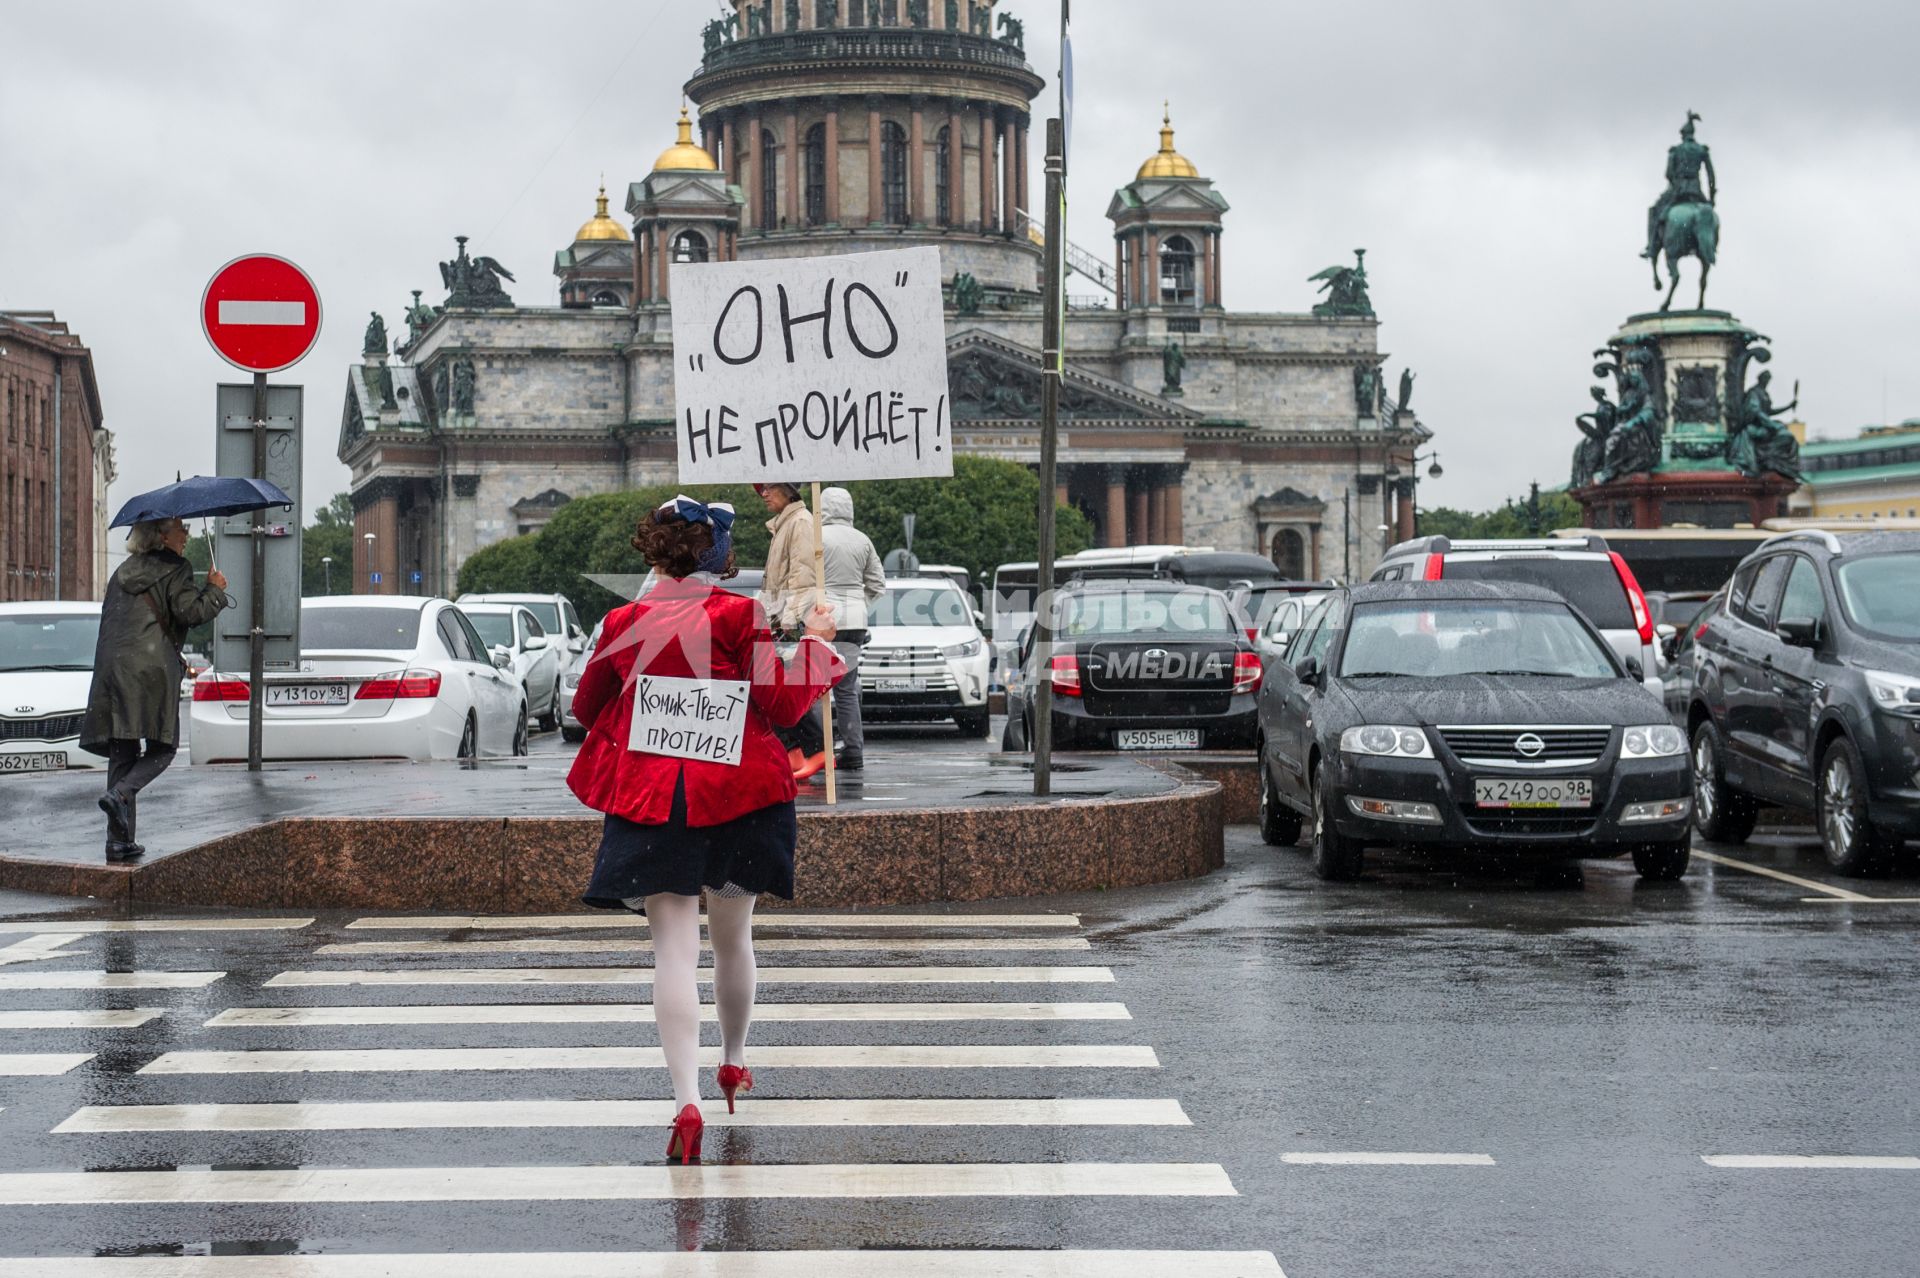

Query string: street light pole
[320,555,332,596]
[363,532,376,592]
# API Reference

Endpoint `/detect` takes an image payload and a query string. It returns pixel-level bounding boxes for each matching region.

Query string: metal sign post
[249,372,268,770]
[1034,116,1066,798]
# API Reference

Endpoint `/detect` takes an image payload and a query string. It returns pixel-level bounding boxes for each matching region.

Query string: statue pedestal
[1573,470,1797,530]
[1612,309,1759,472]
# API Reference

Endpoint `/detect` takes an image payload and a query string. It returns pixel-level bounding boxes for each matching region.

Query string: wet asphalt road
[1,723,1918,1275]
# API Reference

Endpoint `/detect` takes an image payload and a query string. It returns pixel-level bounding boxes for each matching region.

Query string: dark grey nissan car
[1255,580,1693,882]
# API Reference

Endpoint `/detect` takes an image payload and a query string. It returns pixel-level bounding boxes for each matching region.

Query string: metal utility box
[210,382,302,674]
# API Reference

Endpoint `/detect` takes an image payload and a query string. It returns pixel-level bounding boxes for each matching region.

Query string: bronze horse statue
[1652,199,1718,311]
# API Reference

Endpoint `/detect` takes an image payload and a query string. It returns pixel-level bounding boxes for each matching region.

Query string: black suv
[1686,530,1920,872]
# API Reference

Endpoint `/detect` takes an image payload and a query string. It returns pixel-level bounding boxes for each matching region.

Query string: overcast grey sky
[5,0,1917,520]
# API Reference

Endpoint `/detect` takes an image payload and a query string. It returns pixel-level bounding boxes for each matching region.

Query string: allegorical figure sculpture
[1645,111,1720,311]
[1571,386,1617,488]
[450,358,476,415]
[403,290,439,346]
[439,236,516,309]
[1162,340,1187,396]
[1353,365,1380,414]
[362,311,387,356]
[907,0,928,27]
[1310,249,1373,317]
[945,0,960,29]
[1729,370,1806,482]
[997,12,1023,48]
[786,0,802,31]
[1395,368,1415,415]
[1598,346,1662,482]
[950,271,984,315]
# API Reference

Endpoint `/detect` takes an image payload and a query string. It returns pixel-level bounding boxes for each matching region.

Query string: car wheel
[1817,735,1890,876]
[512,703,530,757]
[1258,750,1303,847]
[537,684,561,733]
[1632,836,1691,881]
[456,715,478,761]
[1689,719,1757,844]
[561,725,586,744]
[1310,764,1364,881]
[955,707,990,738]
[1001,707,1028,752]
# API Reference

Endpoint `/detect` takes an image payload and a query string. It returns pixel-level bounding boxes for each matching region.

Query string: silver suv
[1371,535,1662,697]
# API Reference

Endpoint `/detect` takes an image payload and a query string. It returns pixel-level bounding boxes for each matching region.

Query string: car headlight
[1865,669,1920,716]
[942,637,984,659]
[1339,725,1433,759]
[563,671,582,689]
[1620,724,1685,758]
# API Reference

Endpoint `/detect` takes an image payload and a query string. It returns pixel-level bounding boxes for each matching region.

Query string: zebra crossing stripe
[1280,1152,1496,1166]
[0,1250,1284,1276]
[0,1053,92,1076]
[137,1044,1162,1075]
[263,965,1113,987]
[1702,1154,1920,1170]
[0,971,223,991]
[344,912,1082,930]
[0,1161,1234,1204]
[54,1097,1193,1133]
[0,935,85,965]
[0,1009,163,1030]
[205,1000,1132,1027]
[0,919,313,934]
[317,935,1094,955]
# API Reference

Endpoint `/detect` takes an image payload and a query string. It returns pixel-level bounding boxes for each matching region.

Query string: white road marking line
[205,1000,1132,1027]
[1691,850,1875,901]
[0,1053,93,1076]
[1800,897,1920,904]
[137,1044,1162,1074]
[0,1252,1283,1276]
[0,935,85,965]
[0,919,313,934]
[1702,1154,1920,1170]
[54,1097,1192,1133]
[1280,1152,1496,1166]
[0,1009,163,1030]
[265,965,1114,987]
[0,971,223,991]
[0,1161,1234,1205]
[344,912,1081,930]
[215,300,306,325]
[318,935,1094,955]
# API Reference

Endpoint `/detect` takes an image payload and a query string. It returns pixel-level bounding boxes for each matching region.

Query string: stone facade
[340,0,1429,595]
[0,311,111,602]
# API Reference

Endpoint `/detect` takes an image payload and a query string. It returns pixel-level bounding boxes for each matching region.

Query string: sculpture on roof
[907,0,928,27]
[1161,340,1187,396]
[746,5,765,37]
[997,12,1022,48]
[1309,249,1373,317]
[970,3,991,35]
[946,0,959,29]
[1396,368,1415,415]
[1645,111,1720,311]
[450,358,476,415]
[787,0,802,30]
[439,236,516,309]
[403,290,440,346]
[950,271,984,315]
[362,311,388,357]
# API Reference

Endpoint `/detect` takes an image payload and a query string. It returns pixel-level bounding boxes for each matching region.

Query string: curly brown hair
[631,515,736,580]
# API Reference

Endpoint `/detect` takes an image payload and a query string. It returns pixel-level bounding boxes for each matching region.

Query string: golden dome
[1136,104,1200,180]
[653,105,719,172]
[573,182,632,242]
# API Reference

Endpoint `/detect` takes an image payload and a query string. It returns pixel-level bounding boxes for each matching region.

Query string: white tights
[640,892,758,1111]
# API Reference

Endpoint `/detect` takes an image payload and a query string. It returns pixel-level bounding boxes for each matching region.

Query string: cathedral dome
[1136,106,1200,180]
[653,106,719,172]
[573,184,631,242]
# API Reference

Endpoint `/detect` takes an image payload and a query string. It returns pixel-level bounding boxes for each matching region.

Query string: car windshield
[0,614,100,672]
[871,587,973,627]
[1339,599,1619,679]
[300,606,422,652]
[1057,589,1234,638]
[1441,557,1636,630]
[519,602,561,633]
[1834,552,1920,641]
[464,612,516,650]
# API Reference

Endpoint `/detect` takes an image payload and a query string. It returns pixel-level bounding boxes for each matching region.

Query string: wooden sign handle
[810,480,836,805]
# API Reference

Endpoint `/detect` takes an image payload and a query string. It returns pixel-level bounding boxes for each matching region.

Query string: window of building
[816,0,836,24]
[881,120,909,225]
[849,0,865,23]
[671,230,710,263]
[879,0,899,23]
[1160,234,1197,307]
[760,129,778,230]
[935,126,952,226]
[590,291,621,306]
[804,122,827,225]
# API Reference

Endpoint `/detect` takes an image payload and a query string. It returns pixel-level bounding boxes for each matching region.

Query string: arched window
[881,121,909,225]
[1271,528,1306,579]
[935,126,952,226]
[804,123,827,226]
[759,129,778,230]
[671,230,709,263]
[1160,234,1197,307]
[590,290,621,307]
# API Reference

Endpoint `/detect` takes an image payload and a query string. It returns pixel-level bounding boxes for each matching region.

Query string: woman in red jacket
[568,496,843,1165]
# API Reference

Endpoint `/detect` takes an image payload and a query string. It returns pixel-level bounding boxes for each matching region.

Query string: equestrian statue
[1644,111,1719,312]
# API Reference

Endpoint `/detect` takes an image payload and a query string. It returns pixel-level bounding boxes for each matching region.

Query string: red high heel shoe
[665,1103,703,1164]
[716,1063,754,1114]
[786,747,806,772]
[792,751,828,781]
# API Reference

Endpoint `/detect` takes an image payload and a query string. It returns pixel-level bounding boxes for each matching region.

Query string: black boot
[98,788,132,842]
[105,841,144,864]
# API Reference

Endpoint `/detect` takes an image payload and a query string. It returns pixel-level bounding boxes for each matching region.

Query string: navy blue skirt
[581,775,797,911]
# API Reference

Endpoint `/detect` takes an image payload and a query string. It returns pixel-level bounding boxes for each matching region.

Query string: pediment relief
[1255,486,1327,514]
[945,332,1198,423]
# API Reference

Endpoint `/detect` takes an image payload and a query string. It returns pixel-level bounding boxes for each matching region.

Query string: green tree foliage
[301,493,356,596]
[454,534,542,596]
[1419,489,1583,541]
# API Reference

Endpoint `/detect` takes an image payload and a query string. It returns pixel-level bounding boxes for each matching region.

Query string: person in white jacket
[815,486,886,769]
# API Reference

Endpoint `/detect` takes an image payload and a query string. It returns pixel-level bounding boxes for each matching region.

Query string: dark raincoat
[79,550,230,755]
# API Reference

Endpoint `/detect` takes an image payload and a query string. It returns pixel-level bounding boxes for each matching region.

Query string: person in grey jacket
[79,517,230,862]
[816,486,885,770]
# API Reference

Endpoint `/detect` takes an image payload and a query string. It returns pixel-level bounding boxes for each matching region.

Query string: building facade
[1790,422,1920,521]
[0,310,112,602]
[340,0,1429,595]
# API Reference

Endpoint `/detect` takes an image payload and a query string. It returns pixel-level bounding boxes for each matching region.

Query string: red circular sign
[200,253,322,373]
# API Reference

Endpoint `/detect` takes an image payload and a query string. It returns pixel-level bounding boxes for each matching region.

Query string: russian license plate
[0,751,65,772]
[1116,728,1202,750]
[1474,777,1593,809]
[874,678,925,692]
[265,682,348,708]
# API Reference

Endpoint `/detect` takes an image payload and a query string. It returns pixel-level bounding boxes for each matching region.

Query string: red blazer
[566,577,844,827]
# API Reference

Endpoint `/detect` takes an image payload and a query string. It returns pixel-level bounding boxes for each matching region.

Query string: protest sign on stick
[627,674,750,767]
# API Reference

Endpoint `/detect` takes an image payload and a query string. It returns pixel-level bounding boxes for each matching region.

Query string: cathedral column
[1014,116,1028,222]
[866,98,883,226]
[824,99,841,223]
[1200,233,1215,308]
[1396,479,1416,542]
[749,113,765,230]
[1146,231,1162,304]
[946,98,963,224]
[1148,483,1167,545]
[1158,470,1184,544]
[723,114,738,184]
[784,106,800,228]
[1128,481,1149,546]
[635,230,650,305]
[1211,231,1223,307]
[977,104,995,230]
[657,231,671,301]
[1103,468,1127,549]
[1001,111,1017,233]
[1114,239,1126,309]
[909,98,927,224]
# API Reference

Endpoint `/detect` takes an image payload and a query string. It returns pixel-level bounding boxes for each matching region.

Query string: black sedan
[1002,581,1262,752]
[1256,580,1693,882]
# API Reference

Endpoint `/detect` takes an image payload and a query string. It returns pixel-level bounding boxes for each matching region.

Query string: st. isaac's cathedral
[339,0,1432,595]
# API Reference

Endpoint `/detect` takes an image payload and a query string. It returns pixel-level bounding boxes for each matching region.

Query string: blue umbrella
[108,475,293,529]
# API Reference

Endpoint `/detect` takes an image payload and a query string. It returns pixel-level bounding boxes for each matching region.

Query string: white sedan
[189,596,528,764]
[460,603,563,732]
[0,601,105,773]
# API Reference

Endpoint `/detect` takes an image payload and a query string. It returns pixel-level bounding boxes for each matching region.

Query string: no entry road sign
[200,254,322,373]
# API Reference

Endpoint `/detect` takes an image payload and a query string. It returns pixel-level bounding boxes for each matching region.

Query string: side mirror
[523,635,548,651]
[569,637,586,654]
[1778,616,1821,648]
[1659,633,1678,662]
[1271,631,1292,651]
[1292,655,1321,684]
[490,649,511,670]
[1624,656,1645,682]
[974,610,986,631]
